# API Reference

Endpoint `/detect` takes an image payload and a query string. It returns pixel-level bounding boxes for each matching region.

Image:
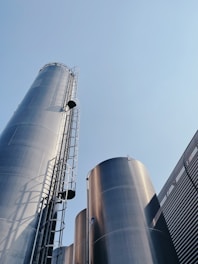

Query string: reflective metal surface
[88,157,179,264]
[158,130,198,264]
[52,245,73,264]
[0,63,76,263]
[74,209,87,264]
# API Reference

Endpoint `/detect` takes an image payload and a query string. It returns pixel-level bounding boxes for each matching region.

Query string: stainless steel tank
[52,245,73,264]
[73,209,87,264]
[88,157,179,264]
[0,63,77,264]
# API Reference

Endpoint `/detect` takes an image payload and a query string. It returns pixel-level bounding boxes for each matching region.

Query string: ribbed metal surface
[52,245,73,264]
[73,209,87,264]
[88,157,179,264]
[159,131,198,264]
[0,63,77,264]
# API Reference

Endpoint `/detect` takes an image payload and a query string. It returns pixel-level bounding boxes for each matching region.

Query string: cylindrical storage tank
[73,209,87,264]
[88,157,179,264]
[0,63,77,263]
[52,245,73,264]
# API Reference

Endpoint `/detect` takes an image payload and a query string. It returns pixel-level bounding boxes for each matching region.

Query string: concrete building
[158,131,198,264]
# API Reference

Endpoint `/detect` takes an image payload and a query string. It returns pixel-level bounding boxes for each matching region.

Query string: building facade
[158,131,198,264]
[0,63,79,264]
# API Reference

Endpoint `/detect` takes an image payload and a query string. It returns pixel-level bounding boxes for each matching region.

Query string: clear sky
[1,0,198,246]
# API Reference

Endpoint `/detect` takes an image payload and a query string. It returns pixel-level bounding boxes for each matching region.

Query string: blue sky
[1,0,198,245]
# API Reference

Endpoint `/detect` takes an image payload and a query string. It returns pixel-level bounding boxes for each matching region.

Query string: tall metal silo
[52,245,73,264]
[52,209,87,264]
[0,63,79,264]
[73,209,87,264]
[88,157,179,264]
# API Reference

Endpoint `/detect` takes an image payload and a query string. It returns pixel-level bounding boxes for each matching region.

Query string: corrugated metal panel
[159,133,198,264]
